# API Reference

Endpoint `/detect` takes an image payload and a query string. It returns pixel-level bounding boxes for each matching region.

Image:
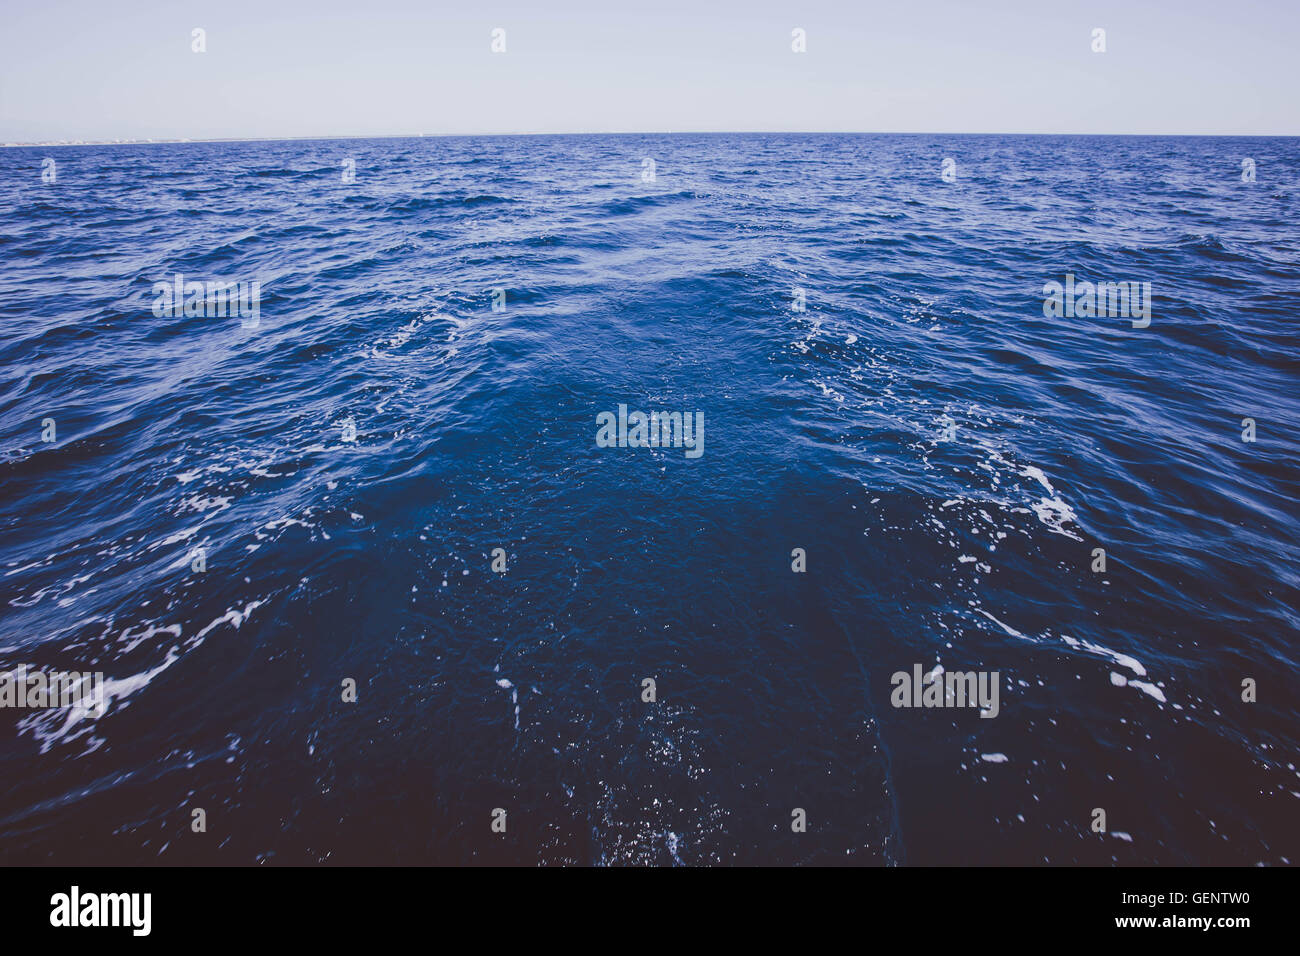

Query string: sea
[0,133,1296,865]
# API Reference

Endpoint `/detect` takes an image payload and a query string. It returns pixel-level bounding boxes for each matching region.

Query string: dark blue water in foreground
[0,134,1297,865]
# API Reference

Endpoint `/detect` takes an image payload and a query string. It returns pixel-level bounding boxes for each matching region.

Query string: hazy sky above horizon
[2,0,1297,141]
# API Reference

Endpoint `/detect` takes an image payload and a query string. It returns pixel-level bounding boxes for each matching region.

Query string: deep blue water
[0,133,1297,865]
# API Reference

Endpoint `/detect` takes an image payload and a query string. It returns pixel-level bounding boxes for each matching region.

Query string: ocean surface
[0,133,1296,865]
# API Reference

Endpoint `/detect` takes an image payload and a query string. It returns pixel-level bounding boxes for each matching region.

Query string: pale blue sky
[2,0,1297,141]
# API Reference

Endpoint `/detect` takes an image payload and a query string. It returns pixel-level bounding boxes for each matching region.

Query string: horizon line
[6,130,1299,149]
